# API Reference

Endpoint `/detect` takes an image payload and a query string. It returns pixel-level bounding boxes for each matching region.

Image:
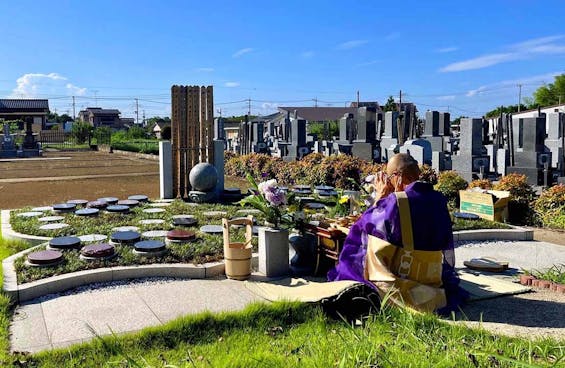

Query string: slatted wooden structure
[171,85,214,198]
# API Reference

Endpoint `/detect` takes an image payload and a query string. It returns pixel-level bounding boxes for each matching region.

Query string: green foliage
[533,74,565,107]
[418,165,438,185]
[493,173,536,225]
[382,95,397,112]
[127,125,148,139]
[0,120,23,133]
[434,171,468,209]
[485,105,529,118]
[452,217,510,231]
[534,184,565,229]
[527,264,565,284]
[71,121,93,144]
[308,120,339,140]
[451,116,467,126]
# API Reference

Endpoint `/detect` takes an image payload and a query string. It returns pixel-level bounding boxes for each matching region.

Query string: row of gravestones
[225,108,565,186]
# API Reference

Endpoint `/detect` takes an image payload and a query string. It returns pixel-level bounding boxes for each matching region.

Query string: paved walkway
[9,240,565,353]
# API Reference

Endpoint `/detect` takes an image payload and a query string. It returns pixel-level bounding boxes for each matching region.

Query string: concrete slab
[10,302,50,352]
[133,279,261,323]
[455,240,565,271]
[40,286,161,345]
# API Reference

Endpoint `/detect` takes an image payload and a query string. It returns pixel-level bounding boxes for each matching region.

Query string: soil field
[0,151,160,209]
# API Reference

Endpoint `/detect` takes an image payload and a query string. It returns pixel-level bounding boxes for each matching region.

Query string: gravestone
[20,117,41,157]
[545,113,564,174]
[507,117,551,185]
[252,121,269,154]
[379,111,400,161]
[422,111,445,152]
[351,107,380,162]
[451,118,489,181]
[284,119,310,161]
[0,123,17,158]
[399,139,432,165]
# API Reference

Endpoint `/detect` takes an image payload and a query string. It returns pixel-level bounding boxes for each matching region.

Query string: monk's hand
[373,171,394,200]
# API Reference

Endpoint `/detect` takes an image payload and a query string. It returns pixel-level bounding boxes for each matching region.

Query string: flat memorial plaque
[235,209,261,215]
[306,202,326,210]
[110,231,141,244]
[106,205,130,213]
[172,217,198,227]
[75,208,99,216]
[38,216,64,222]
[143,208,165,214]
[172,214,196,219]
[112,226,140,232]
[453,212,480,220]
[32,206,52,212]
[142,230,168,238]
[67,199,89,207]
[199,225,223,234]
[49,236,81,249]
[134,240,166,252]
[202,211,227,218]
[117,199,140,207]
[81,243,115,258]
[98,197,119,204]
[166,229,197,241]
[17,211,44,218]
[128,194,149,202]
[87,200,108,209]
[39,223,69,230]
[27,250,63,265]
[149,202,171,207]
[52,203,76,212]
[139,219,165,225]
[78,234,107,243]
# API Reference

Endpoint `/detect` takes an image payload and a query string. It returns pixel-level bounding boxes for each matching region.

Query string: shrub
[71,121,93,144]
[418,165,438,185]
[534,184,565,228]
[493,173,536,225]
[434,171,468,209]
[468,179,492,190]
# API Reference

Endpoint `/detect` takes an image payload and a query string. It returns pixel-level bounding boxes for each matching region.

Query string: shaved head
[387,153,420,183]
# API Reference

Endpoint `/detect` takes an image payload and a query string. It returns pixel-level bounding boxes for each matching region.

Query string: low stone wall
[98,146,159,161]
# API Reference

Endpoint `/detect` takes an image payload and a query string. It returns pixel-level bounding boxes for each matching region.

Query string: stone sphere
[189,163,218,192]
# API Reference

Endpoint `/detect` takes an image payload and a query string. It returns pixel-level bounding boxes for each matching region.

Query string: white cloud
[436,47,458,53]
[224,82,240,88]
[301,51,315,59]
[336,40,368,50]
[10,72,86,98]
[466,71,564,97]
[261,102,279,110]
[440,35,565,72]
[195,67,214,72]
[437,95,456,101]
[232,48,253,58]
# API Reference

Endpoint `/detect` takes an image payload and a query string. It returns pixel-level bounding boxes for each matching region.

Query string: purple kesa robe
[328,181,468,313]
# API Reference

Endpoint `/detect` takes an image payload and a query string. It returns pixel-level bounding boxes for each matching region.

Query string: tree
[382,96,396,112]
[146,116,171,126]
[451,116,467,126]
[484,104,528,118]
[71,121,93,144]
[533,74,565,107]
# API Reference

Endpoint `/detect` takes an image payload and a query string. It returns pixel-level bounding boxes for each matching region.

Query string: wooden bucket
[223,216,253,280]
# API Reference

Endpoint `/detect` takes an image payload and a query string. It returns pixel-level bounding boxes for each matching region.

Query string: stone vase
[258,227,290,277]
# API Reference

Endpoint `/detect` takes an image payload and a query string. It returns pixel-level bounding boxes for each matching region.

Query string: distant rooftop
[81,107,121,115]
[278,106,357,122]
[0,99,49,110]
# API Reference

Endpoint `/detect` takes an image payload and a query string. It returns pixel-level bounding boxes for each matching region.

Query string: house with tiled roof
[77,107,130,129]
[0,99,50,132]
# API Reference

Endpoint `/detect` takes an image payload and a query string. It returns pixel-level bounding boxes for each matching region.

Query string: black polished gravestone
[106,205,130,214]
[284,119,311,161]
[52,203,77,213]
[507,117,552,185]
[451,118,489,182]
[75,208,99,216]
[172,217,198,227]
[134,240,167,252]
[49,236,82,249]
[110,231,141,245]
[352,107,380,162]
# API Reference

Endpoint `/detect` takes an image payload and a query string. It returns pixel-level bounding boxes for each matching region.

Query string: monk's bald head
[387,153,420,183]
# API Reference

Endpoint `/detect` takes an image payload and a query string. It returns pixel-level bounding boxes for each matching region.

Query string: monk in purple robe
[328,153,467,313]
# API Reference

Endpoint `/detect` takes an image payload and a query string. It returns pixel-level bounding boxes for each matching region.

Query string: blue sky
[1,0,564,121]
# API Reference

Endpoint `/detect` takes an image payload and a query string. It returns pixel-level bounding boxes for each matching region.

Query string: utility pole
[93,90,99,106]
[357,90,360,107]
[518,84,522,112]
[142,110,146,127]
[135,98,139,125]
[72,96,76,120]
[247,98,251,116]
[313,97,318,107]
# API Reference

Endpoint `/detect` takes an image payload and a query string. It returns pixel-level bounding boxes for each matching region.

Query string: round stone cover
[149,202,171,207]
[106,205,130,213]
[128,194,149,202]
[199,225,223,234]
[166,229,196,241]
[49,236,81,249]
[53,203,76,211]
[75,208,99,216]
[28,250,63,265]
[32,206,53,212]
[110,231,141,244]
[79,234,108,243]
[294,185,311,190]
[81,243,115,258]
[172,214,195,219]
[139,219,165,225]
[134,240,166,252]
[172,217,198,227]
[98,197,119,204]
[306,202,326,210]
[112,226,140,232]
[143,208,165,214]
[118,199,140,207]
[38,216,65,222]
[453,212,480,220]
[315,185,335,191]
[142,230,168,238]
[39,223,69,230]
[67,199,89,207]
[87,200,108,209]
[202,211,227,217]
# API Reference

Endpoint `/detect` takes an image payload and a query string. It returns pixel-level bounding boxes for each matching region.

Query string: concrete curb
[3,244,260,303]
[1,210,52,246]
[99,147,159,161]
[454,226,534,241]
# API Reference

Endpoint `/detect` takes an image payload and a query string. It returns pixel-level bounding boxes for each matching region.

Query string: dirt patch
[0,151,159,209]
[531,227,565,246]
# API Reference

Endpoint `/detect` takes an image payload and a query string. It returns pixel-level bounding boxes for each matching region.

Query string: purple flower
[264,188,286,206]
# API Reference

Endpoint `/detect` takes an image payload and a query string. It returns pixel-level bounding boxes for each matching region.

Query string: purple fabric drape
[328,181,468,313]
